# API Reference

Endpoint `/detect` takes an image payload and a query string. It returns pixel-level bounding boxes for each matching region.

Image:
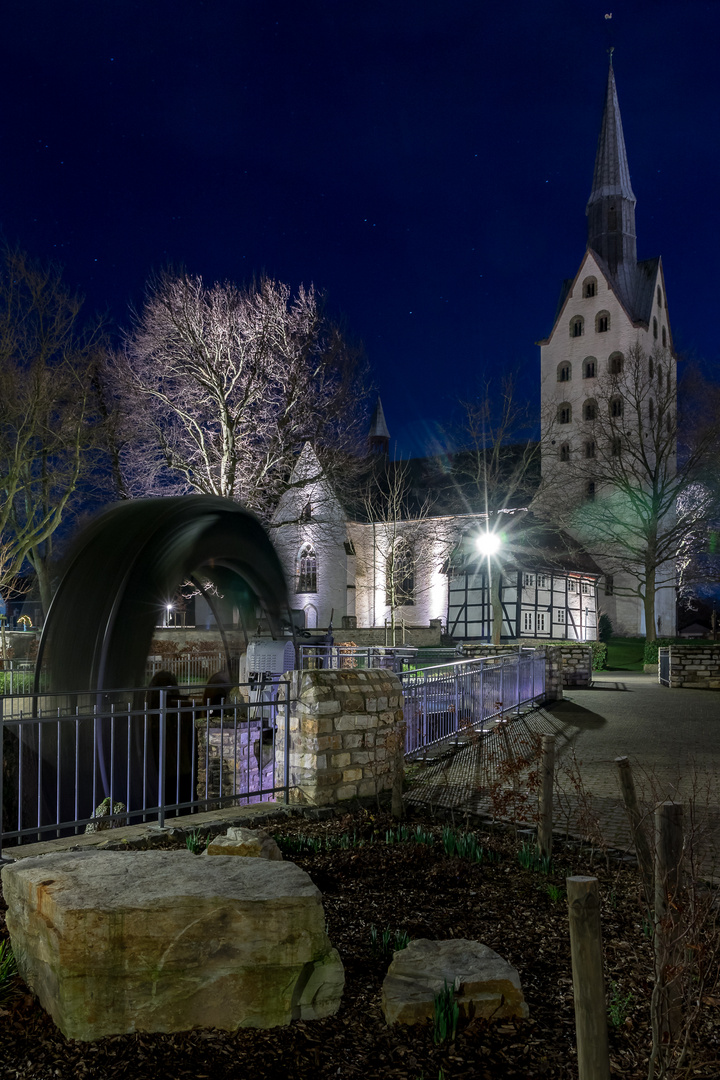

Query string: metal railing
[0,659,37,697]
[658,647,670,687]
[401,651,546,757]
[299,644,417,672]
[0,679,290,856]
[145,654,238,683]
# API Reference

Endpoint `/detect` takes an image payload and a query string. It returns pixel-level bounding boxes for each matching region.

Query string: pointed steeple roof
[368,396,390,455]
[586,52,637,279]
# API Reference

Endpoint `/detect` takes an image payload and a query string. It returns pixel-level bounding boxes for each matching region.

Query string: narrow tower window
[649,356,654,379]
[610,396,623,418]
[583,357,597,379]
[583,277,597,298]
[662,327,667,348]
[559,442,570,462]
[609,353,623,375]
[595,311,610,333]
[296,544,317,593]
[558,403,572,424]
[583,399,597,421]
[386,541,415,606]
[653,317,658,339]
[657,286,662,307]
[570,316,584,338]
[557,362,571,382]
[649,398,654,422]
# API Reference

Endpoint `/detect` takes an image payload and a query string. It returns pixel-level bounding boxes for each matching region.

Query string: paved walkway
[406,672,720,878]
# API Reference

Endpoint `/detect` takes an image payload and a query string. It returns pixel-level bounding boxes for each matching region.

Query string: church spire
[367,396,390,456]
[586,51,637,275]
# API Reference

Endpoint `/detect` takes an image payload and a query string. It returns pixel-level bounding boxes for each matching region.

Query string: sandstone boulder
[206,826,282,860]
[2,850,343,1040]
[382,938,528,1025]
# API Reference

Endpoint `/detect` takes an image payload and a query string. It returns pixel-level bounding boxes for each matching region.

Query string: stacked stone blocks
[661,645,720,689]
[276,669,404,805]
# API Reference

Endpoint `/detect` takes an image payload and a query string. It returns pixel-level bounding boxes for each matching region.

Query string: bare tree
[0,248,104,614]
[106,271,370,521]
[538,343,720,641]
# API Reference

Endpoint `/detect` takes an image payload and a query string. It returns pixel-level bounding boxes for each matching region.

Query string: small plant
[0,941,18,1004]
[185,829,205,854]
[433,978,460,1044]
[276,833,322,855]
[545,883,565,903]
[517,841,553,874]
[413,824,435,846]
[607,981,634,1027]
[370,924,411,956]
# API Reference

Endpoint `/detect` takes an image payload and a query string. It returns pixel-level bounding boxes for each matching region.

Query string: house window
[386,541,415,606]
[581,581,591,595]
[604,574,614,596]
[585,441,595,459]
[583,277,597,298]
[596,311,610,333]
[558,402,572,424]
[537,574,548,589]
[537,612,547,632]
[611,436,622,456]
[555,609,565,623]
[568,580,576,593]
[571,316,584,338]
[297,544,317,593]
[557,362,571,382]
[586,481,596,501]
[583,357,597,379]
[653,317,658,340]
[523,611,534,632]
[559,442,570,462]
[583,399,597,421]
[610,396,623,418]
[523,573,535,587]
[662,327,667,348]
[609,353,624,375]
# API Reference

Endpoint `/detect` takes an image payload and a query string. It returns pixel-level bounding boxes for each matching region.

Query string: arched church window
[557,362,571,382]
[570,316,584,338]
[583,357,596,379]
[559,442,570,462]
[610,396,623,418]
[595,311,610,333]
[304,604,318,629]
[583,399,597,421]
[609,353,624,375]
[557,402,572,424]
[662,327,667,348]
[653,317,658,340]
[296,543,317,593]
[657,286,662,307]
[583,277,597,298]
[386,541,415,606]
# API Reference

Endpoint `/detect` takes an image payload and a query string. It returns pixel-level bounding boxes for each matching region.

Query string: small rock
[206,827,283,860]
[382,938,528,1025]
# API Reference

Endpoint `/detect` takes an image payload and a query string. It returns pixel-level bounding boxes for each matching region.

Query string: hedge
[643,638,688,664]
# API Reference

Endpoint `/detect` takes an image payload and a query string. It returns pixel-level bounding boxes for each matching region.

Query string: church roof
[368,396,390,440]
[586,54,636,213]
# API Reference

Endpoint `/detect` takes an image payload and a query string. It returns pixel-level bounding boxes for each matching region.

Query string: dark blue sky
[1,1,718,455]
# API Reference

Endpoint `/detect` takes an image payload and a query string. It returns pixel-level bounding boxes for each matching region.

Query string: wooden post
[615,756,653,908]
[566,876,611,1080]
[538,734,555,857]
[655,802,683,1041]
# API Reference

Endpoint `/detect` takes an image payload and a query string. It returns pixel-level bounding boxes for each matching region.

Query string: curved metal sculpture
[32,496,289,826]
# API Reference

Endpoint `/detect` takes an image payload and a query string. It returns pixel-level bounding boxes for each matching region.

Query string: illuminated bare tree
[538,344,720,641]
[0,248,104,614]
[106,271,369,521]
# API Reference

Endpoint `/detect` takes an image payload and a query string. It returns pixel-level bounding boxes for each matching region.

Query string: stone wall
[660,645,720,689]
[331,620,443,648]
[460,641,591,689]
[276,669,404,806]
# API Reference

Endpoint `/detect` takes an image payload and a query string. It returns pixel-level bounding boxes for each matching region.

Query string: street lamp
[475,530,501,558]
[476,530,503,644]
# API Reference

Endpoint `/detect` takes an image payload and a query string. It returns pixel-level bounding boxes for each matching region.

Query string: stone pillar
[275,669,405,806]
[542,647,564,702]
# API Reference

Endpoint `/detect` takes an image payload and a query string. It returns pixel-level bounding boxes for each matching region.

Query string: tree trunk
[28,546,54,619]
[644,563,657,642]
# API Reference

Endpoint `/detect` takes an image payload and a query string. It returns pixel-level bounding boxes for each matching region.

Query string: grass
[605,637,646,671]
[0,941,18,1004]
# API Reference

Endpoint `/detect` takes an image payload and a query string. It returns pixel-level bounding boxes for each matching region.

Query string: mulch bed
[1,807,718,1080]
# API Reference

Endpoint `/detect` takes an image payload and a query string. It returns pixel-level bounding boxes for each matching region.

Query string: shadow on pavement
[546,700,607,729]
[588,681,630,691]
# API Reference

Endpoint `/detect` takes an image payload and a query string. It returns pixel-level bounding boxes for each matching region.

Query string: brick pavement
[405,672,720,878]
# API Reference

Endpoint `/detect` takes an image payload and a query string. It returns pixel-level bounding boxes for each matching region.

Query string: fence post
[615,756,653,909]
[566,876,611,1080]
[537,734,555,857]
[0,695,4,859]
[158,688,166,828]
[515,653,521,714]
[283,680,290,804]
[654,802,683,1043]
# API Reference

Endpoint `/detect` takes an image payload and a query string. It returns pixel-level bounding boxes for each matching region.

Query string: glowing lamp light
[476,531,501,558]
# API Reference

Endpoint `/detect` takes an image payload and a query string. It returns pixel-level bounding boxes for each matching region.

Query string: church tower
[537,54,677,637]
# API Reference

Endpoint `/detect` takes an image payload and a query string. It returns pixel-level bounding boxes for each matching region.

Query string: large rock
[206,826,282,860]
[2,850,344,1040]
[382,938,528,1025]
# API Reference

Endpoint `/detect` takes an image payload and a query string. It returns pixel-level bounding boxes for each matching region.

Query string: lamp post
[476,530,503,646]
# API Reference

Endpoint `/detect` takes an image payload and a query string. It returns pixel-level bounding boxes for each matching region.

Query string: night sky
[1,1,718,456]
